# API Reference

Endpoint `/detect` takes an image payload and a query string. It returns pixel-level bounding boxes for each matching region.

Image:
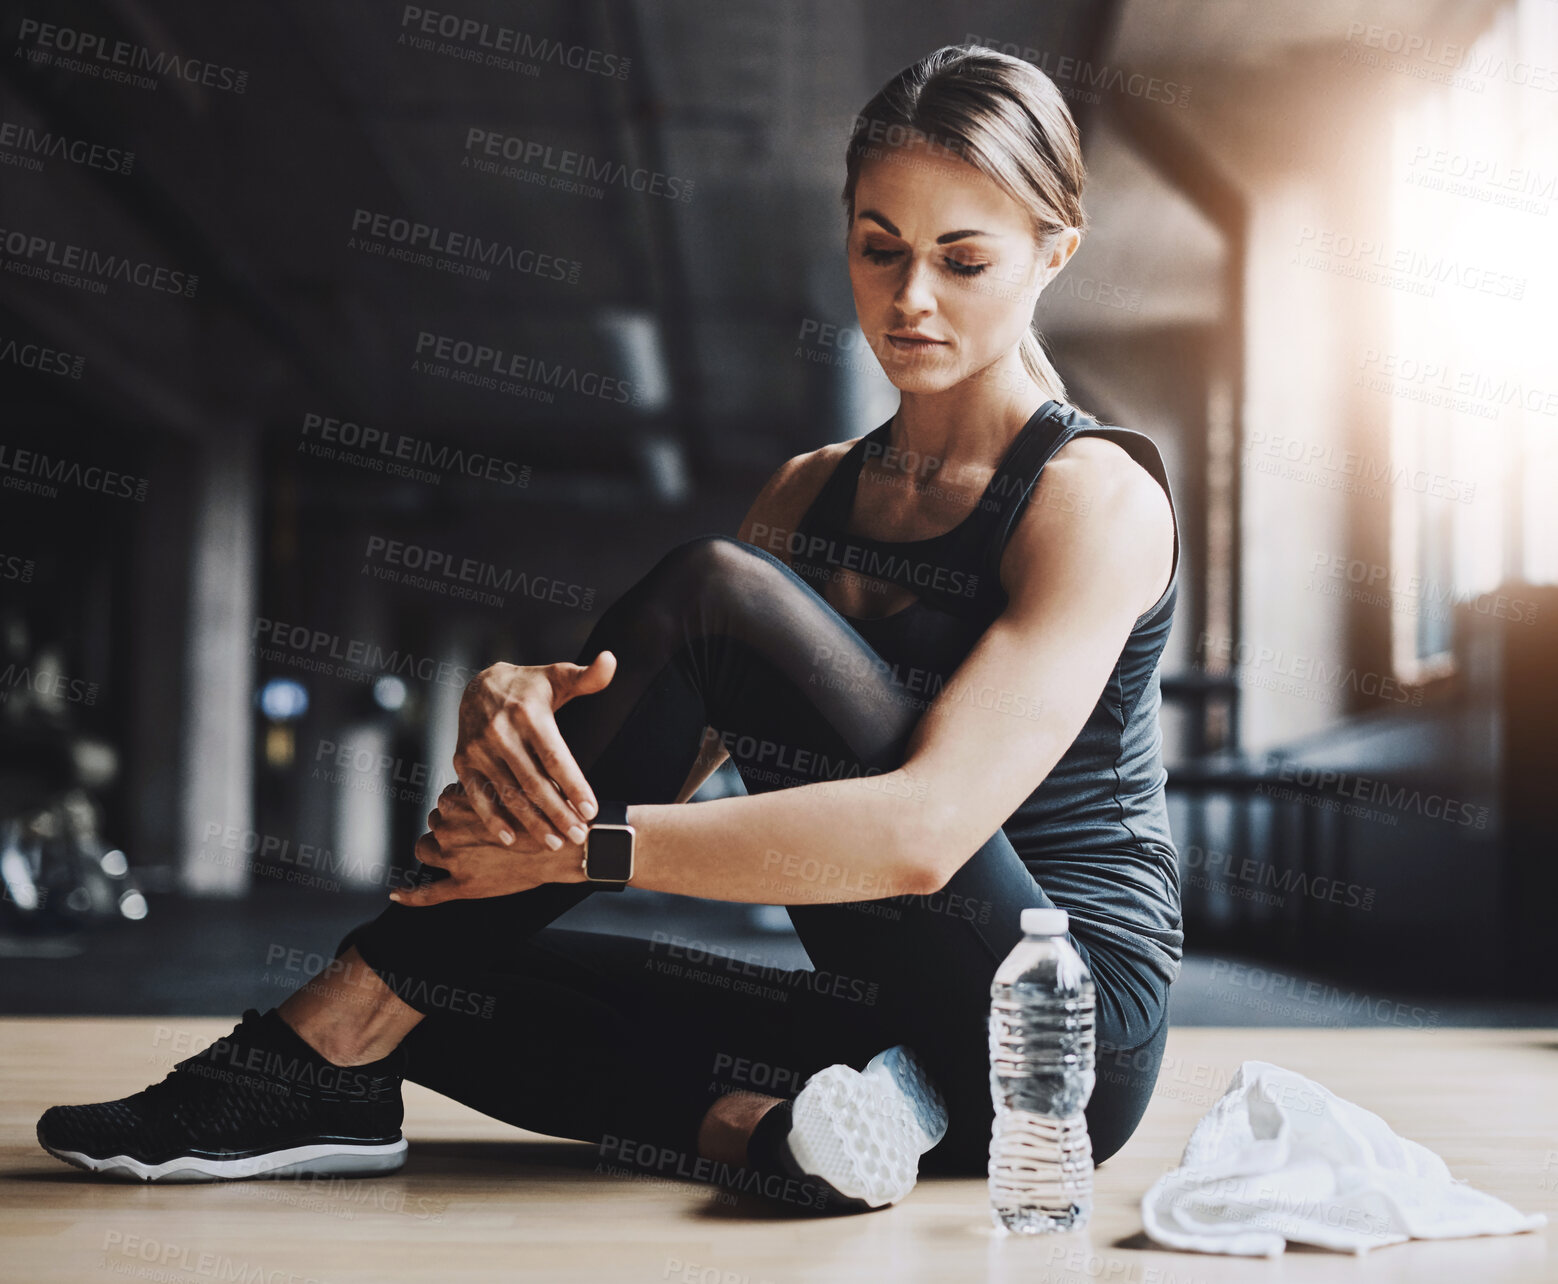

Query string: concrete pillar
[178,428,260,895]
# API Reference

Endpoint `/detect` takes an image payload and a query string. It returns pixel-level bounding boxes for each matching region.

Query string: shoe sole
[785,1045,948,1209]
[39,1137,407,1183]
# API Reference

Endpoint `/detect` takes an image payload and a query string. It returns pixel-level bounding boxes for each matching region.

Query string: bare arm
[443,444,842,849]
[625,436,1174,898]
[401,439,1173,907]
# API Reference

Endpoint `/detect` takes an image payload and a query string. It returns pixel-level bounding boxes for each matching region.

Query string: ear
[1043,228,1081,281]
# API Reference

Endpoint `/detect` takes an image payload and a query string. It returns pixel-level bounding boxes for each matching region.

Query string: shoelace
[139,1011,264,1109]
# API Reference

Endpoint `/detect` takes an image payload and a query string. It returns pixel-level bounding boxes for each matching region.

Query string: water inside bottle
[989,954,1096,1233]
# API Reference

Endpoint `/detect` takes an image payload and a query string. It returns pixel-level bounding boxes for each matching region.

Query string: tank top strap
[786,417,888,591]
[979,401,1182,626]
[979,400,1078,556]
[810,421,885,531]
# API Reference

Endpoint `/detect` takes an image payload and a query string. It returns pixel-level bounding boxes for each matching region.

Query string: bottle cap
[1021,907,1069,936]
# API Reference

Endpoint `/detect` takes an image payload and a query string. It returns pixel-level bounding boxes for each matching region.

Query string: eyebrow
[856,209,1000,244]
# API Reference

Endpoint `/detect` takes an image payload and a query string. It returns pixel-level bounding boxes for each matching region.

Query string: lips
[885,332,946,349]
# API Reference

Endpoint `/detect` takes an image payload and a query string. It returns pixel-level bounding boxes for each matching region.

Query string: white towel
[1140,1059,1548,1257]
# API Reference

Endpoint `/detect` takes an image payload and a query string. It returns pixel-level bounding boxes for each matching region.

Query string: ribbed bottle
[988,907,1096,1233]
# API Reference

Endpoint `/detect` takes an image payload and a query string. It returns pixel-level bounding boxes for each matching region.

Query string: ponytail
[1018,327,1067,405]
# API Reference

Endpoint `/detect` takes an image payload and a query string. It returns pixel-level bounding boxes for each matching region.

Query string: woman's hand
[453,652,617,849]
[390,783,586,906]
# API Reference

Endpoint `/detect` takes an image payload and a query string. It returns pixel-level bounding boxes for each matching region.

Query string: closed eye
[859,246,988,277]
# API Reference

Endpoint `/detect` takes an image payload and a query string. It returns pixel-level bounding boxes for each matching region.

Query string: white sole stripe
[43,1139,407,1182]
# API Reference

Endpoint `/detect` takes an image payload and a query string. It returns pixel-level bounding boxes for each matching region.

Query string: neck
[889,354,1052,477]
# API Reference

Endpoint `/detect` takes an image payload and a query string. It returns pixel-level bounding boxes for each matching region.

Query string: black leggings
[336,535,1170,1175]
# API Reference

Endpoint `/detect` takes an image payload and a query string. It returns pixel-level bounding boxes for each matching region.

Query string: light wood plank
[2,1021,1552,1282]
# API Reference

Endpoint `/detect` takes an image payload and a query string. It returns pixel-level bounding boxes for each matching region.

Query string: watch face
[588,827,633,882]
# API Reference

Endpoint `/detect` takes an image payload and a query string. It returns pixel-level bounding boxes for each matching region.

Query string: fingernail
[578,799,597,820]
[500,830,514,845]
[567,825,588,845]
[388,892,402,903]
[544,833,563,851]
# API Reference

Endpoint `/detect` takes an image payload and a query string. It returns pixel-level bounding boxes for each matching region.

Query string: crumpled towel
[1140,1059,1548,1257]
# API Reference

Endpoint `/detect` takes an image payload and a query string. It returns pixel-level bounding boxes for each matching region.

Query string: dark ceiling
[0,0,1113,485]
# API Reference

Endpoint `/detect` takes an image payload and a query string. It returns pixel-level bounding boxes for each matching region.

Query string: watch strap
[593,800,628,827]
[584,800,633,890]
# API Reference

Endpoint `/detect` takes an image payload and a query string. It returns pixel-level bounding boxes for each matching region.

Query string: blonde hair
[842,44,1087,406]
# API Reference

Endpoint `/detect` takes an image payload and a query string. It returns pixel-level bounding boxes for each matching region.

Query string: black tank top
[788,399,1184,992]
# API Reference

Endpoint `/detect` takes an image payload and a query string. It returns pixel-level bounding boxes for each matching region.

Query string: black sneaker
[749,1045,949,1212]
[36,1007,407,1182]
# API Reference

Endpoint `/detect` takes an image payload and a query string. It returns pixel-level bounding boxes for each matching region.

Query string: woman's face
[847,138,1070,395]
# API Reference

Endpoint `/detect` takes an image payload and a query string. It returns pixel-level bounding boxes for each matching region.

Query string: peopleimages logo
[349,208,581,284]
[962,34,1191,107]
[412,330,635,404]
[1307,552,1539,626]
[1259,754,1490,829]
[250,617,475,691]
[14,19,249,93]
[0,443,149,502]
[1357,347,1558,421]
[362,535,597,612]
[0,335,84,379]
[0,120,133,175]
[1196,632,1423,707]
[200,824,421,896]
[462,127,694,203]
[0,553,36,583]
[746,520,980,601]
[1293,225,1525,299]
[0,226,198,298]
[1342,21,1558,93]
[0,663,98,707]
[398,6,630,80]
[299,412,531,487]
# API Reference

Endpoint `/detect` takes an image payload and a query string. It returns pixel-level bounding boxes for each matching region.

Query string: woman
[38,44,1181,1213]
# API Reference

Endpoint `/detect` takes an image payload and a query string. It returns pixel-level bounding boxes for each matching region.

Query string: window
[1386,0,1558,681]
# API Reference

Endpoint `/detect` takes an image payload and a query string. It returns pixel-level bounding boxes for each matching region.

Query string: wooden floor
[2,1021,1552,1283]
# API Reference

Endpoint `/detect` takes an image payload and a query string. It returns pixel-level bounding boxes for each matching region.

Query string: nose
[892,254,937,320]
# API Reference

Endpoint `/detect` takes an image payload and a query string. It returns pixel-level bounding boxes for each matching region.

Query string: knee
[922,1007,1166,1174]
[642,533,782,619]
[1088,947,1169,1055]
[654,533,761,582]
[1089,1101,1145,1167]
[1089,1015,1169,1165]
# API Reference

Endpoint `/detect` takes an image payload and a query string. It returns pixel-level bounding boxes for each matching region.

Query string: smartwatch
[582,800,635,890]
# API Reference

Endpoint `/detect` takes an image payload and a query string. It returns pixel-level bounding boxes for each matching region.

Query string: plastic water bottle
[988,907,1096,1233]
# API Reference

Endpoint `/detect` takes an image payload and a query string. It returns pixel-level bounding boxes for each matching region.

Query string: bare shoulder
[736,437,857,563]
[1009,434,1175,615]
[1043,435,1170,523]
